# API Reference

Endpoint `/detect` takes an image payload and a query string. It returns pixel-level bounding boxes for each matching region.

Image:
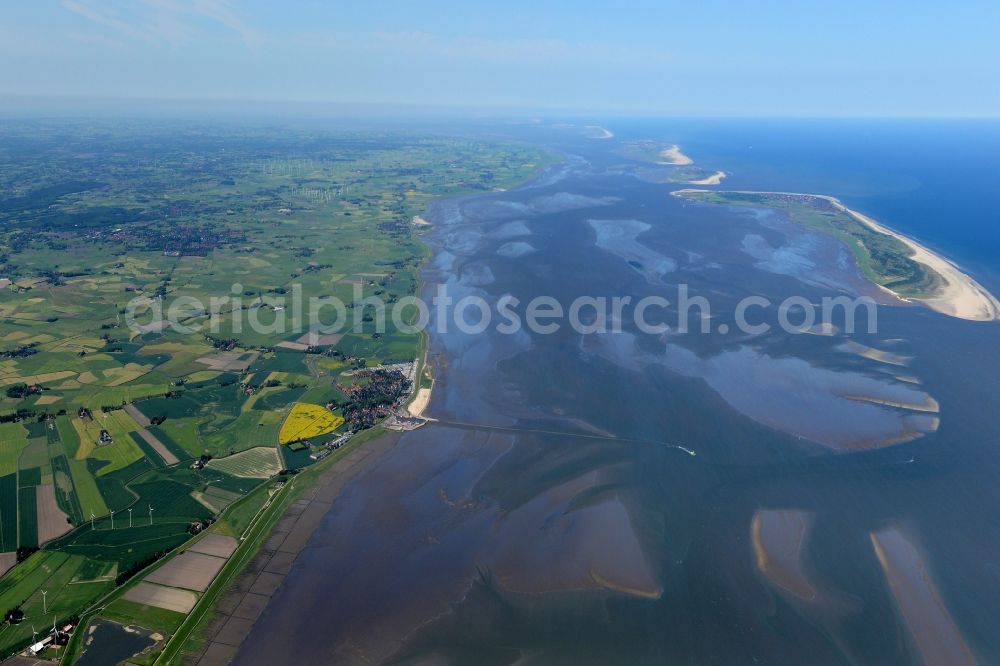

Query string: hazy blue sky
[2,1,999,116]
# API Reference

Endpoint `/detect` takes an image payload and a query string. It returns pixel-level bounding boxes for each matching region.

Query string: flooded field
[76,619,157,666]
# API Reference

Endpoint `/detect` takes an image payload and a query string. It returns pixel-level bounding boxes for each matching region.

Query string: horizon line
[2,93,999,121]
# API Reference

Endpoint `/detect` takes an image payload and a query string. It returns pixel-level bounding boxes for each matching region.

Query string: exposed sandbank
[870,528,979,665]
[659,144,694,165]
[804,322,839,336]
[842,394,940,413]
[583,125,614,139]
[686,170,726,185]
[838,341,912,366]
[751,509,816,601]
[484,474,662,600]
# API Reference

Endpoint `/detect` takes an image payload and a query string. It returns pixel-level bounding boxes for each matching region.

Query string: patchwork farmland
[0,120,550,661]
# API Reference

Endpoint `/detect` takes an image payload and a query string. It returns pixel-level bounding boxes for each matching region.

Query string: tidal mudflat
[236,122,1000,664]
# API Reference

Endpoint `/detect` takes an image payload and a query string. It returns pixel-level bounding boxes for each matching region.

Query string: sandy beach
[674,189,1000,321]
[659,144,693,165]
[407,385,432,418]
[833,200,1000,321]
[686,170,726,185]
[406,340,435,419]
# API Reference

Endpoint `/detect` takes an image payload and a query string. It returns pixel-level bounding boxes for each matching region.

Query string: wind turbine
[41,590,47,615]
[30,625,37,646]
[128,508,133,528]
[109,510,114,530]
[148,504,154,526]
[90,511,95,530]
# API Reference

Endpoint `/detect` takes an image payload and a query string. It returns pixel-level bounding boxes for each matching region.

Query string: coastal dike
[181,432,401,666]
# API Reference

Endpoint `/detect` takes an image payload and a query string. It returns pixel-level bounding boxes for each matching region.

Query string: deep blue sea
[616,118,1000,288]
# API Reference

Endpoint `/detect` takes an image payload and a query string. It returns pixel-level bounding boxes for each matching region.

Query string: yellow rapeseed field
[278,403,344,444]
